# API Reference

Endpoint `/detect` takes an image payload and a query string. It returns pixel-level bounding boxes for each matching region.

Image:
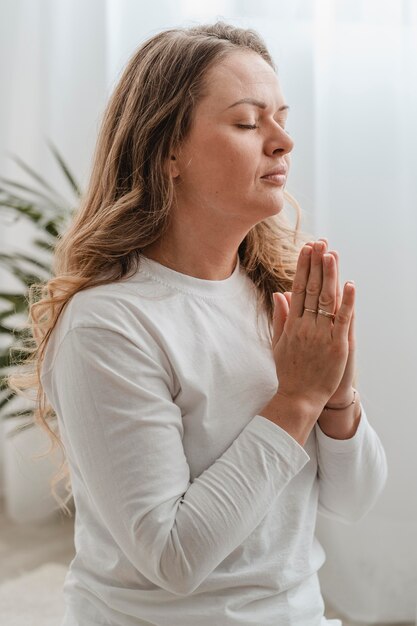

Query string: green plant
[0,142,81,431]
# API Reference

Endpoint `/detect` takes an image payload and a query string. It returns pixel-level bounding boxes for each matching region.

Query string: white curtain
[1,0,416,622]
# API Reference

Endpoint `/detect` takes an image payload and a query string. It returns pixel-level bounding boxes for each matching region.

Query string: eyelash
[237,123,290,135]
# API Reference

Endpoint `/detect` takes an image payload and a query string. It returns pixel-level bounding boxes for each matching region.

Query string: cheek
[180,129,259,194]
[204,135,257,184]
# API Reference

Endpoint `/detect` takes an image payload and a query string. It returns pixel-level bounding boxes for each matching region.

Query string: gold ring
[304,307,318,314]
[317,308,335,320]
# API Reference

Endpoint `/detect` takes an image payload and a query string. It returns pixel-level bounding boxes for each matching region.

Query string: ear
[168,154,180,179]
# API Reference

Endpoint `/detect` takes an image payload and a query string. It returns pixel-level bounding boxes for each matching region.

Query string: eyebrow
[226,98,290,112]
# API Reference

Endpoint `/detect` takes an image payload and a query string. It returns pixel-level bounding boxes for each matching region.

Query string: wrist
[324,387,356,410]
[318,391,362,439]
[275,388,327,415]
[259,390,322,447]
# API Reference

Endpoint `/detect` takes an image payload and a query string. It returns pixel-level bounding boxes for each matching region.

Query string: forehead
[199,51,283,112]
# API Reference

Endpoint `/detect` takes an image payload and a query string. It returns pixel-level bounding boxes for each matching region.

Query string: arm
[43,325,310,596]
[317,388,362,440]
[315,395,388,523]
[270,239,387,523]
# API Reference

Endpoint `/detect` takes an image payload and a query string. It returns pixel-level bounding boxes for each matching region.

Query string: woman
[9,21,387,625]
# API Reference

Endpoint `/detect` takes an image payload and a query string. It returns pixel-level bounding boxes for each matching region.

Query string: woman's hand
[313,238,357,404]
[272,238,356,409]
[276,238,357,406]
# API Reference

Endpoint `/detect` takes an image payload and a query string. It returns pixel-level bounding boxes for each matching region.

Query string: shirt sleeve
[315,404,388,523]
[42,325,310,596]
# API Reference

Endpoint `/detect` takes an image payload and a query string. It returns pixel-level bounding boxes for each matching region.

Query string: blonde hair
[7,21,312,515]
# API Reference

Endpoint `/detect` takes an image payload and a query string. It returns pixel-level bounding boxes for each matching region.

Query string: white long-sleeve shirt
[41,254,387,626]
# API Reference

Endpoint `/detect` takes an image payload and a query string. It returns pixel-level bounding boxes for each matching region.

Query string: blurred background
[0,1,416,624]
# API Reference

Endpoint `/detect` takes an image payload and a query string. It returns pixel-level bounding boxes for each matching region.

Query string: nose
[265,124,294,157]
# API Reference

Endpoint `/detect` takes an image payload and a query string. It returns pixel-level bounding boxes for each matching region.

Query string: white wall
[1,0,416,620]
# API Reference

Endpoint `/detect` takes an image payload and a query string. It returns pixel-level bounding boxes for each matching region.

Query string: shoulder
[62,282,144,335]
[57,265,168,338]
[42,271,169,377]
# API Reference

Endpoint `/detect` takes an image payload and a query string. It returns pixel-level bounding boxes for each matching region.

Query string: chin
[250,206,283,227]
[261,200,285,219]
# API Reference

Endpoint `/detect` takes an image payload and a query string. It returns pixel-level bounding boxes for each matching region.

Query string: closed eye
[236,123,290,135]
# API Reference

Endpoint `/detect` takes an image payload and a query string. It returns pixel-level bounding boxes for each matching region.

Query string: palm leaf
[0,388,16,410]
[1,142,79,421]
[0,178,67,209]
[44,220,63,238]
[0,324,15,335]
[47,140,81,197]
[0,197,44,224]
[33,238,56,252]
[0,353,13,369]
[0,309,17,321]
[8,266,42,287]
[10,153,70,204]
[5,414,36,437]
[0,252,51,273]
[0,293,28,308]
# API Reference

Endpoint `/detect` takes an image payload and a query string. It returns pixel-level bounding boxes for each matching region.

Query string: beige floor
[0,496,75,586]
[0,496,414,626]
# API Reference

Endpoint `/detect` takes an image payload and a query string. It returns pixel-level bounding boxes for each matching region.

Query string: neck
[141,241,239,281]
[141,210,247,281]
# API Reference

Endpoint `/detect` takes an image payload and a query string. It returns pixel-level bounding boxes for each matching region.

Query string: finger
[272,292,289,347]
[284,291,292,308]
[288,245,313,319]
[303,240,325,316]
[327,249,342,310]
[317,253,337,328]
[348,306,356,351]
[306,237,328,251]
[333,281,355,342]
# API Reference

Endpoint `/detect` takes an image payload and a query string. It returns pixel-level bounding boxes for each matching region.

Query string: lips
[261,164,287,186]
[261,165,288,177]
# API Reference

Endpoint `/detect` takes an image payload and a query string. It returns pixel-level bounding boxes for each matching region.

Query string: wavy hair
[7,21,312,515]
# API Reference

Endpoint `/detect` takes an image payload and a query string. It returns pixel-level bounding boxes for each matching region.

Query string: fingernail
[303,246,312,256]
